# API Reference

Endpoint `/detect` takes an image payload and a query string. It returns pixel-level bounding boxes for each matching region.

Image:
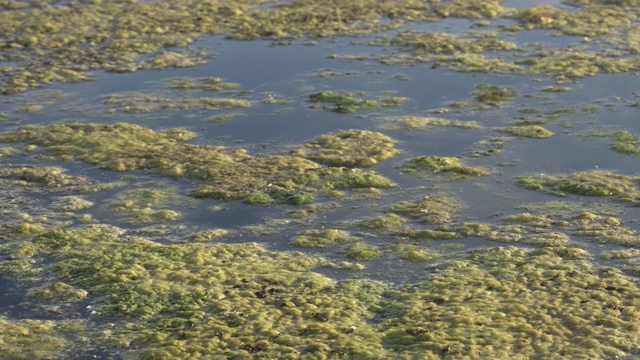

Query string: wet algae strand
[0,123,398,204]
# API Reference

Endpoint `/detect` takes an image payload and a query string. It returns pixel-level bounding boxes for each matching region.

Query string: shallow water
[2,1,640,358]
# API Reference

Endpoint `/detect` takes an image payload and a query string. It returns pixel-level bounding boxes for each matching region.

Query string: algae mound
[0,124,398,204]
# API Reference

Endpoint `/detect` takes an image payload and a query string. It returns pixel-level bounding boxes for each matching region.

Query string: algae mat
[2,0,640,359]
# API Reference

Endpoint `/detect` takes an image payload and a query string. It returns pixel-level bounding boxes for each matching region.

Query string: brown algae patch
[518,170,640,202]
[0,124,398,204]
[307,91,407,114]
[497,125,554,138]
[402,156,490,178]
[378,116,481,131]
[380,246,640,359]
[290,129,399,168]
[291,229,358,248]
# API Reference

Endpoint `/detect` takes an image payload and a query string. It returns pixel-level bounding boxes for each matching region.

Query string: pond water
[2,1,640,359]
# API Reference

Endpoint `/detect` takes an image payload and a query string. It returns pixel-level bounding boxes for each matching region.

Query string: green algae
[345,242,381,260]
[381,246,640,359]
[378,116,481,131]
[183,229,230,243]
[497,125,554,138]
[166,77,239,92]
[103,92,252,113]
[610,130,640,155]
[4,224,394,358]
[602,249,640,260]
[388,194,465,225]
[384,31,518,56]
[0,317,86,360]
[402,156,490,178]
[50,196,95,212]
[518,171,640,203]
[473,84,517,107]
[110,187,188,225]
[0,124,397,204]
[0,165,120,194]
[401,222,491,241]
[388,244,441,262]
[291,229,358,248]
[308,91,407,114]
[359,213,407,230]
[290,129,399,168]
[28,281,88,301]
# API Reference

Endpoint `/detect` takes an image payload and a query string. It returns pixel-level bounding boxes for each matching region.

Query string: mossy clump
[401,222,491,241]
[472,84,517,107]
[402,156,490,178]
[360,213,407,230]
[4,225,392,358]
[290,129,399,168]
[103,92,252,113]
[28,282,88,301]
[497,125,554,138]
[242,191,274,205]
[50,196,94,211]
[388,194,464,225]
[381,246,640,359]
[0,124,397,204]
[601,249,640,260]
[111,187,185,224]
[292,229,358,248]
[183,229,230,242]
[345,242,381,260]
[0,317,85,359]
[308,91,407,114]
[166,77,240,92]
[379,116,480,131]
[0,165,104,192]
[518,171,640,201]
[610,130,640,155]
[387,31,517,56]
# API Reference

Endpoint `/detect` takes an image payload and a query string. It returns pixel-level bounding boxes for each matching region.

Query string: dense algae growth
[0,124,398,203]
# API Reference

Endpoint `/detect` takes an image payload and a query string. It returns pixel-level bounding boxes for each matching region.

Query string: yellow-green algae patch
[0,165,120,193]
[290,129,399,168]
[0,124,397,203]
[110,187,188,225]
[518,170,640,203]
[403,156,491,178]
[388,194,465,225]
[165,77,240,92]
[378,116,481,131]
[292,229,358,248]
[359,213,407,230]
[380,246,640,359]
[345,242,382,260]
[27,281,88,301]
[0,317,86,360]
[602,249,640,260]
[610,130,640,155]
[308,91,407,114]
[7,225,391,358]
[50,196,95,211]
[497,125,554,138]
[103,92,252,113]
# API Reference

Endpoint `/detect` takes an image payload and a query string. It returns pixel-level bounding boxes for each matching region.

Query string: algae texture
[308,91,407,114]
[403,156,490,178]
[0,124,398,204]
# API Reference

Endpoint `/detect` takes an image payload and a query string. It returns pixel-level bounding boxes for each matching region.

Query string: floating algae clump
[386,31,517,56]
[497,125,554,138]
[610,130,640,155]
[380,246,640,359]
[290,129,399,168]
[292,229,358,248]
[6,225,391,358]
[388,194,465,225]
[518,171,640,202]
[360,213,407,230]
[28,282,88,301]
[403,156,490,178]
[379,116,481,131]
[345,242,381,260]
[0,317,85,359]
[0,124,397,203]
[308,91,407,114]
[111,187,187,224]
[473,84,517,107]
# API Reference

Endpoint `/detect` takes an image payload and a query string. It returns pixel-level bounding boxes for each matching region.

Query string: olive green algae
[403,156,491,178]
[0,124,398,204]
[380,246,640,359]
[308,91,407,114]
[497,125,554,139]
[292,229,358,248]
[0,317,86,360]
[378,116,481,131]
[518,170,640,204]
[388,194,465,225]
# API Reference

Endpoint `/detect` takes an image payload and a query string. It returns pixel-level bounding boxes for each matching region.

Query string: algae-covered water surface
[2,0,640,359]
